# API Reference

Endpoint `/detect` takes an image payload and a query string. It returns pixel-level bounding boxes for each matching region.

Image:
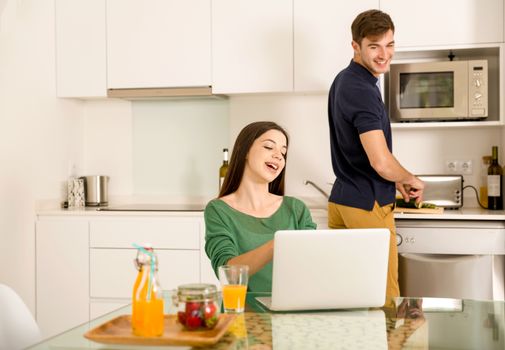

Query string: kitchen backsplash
[82,95,502,208]
[132,99,229,197]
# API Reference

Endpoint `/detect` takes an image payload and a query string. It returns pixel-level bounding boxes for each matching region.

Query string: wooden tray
[394,206,444,214]
[84,314,236,347]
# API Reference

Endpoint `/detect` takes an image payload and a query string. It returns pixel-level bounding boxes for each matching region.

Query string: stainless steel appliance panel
[399,253,501,300]
[417,175,463,208]
[81,175,109,207]
[397,219,505,301]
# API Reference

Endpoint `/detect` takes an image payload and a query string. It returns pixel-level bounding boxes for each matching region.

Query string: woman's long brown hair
[219,121,289,197]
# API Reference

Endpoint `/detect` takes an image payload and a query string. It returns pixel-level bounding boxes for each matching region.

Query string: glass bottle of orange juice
[132,244,164,337]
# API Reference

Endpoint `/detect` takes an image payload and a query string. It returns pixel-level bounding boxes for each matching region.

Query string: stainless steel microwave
[388,60,488,121]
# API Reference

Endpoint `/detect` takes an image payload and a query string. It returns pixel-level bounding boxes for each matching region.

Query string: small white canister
[67,177,85,208]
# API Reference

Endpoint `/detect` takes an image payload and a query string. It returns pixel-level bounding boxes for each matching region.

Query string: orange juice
[132,265,164,336]
[132,299,164,336]
[222,285,247,312]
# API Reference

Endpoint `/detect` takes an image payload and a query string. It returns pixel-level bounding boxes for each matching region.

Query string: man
[327,9,424,298]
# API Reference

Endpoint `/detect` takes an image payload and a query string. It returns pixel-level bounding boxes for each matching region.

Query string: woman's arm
[227,240,274,276]
[229,198,315,275]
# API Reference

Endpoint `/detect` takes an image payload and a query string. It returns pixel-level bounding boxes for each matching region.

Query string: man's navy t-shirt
[328,60,395,211]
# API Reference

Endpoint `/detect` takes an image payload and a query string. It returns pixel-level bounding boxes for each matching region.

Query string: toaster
[416,175,464,209]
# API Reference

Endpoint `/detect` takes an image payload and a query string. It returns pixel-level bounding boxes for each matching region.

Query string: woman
[204,121,316,292]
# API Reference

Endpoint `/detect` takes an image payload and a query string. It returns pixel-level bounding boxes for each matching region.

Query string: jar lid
[177,283,218,302]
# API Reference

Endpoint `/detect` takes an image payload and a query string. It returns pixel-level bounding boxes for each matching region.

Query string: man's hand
[396,176,425,205]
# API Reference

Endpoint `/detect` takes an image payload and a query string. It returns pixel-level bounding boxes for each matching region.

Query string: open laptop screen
[258,228,390,311]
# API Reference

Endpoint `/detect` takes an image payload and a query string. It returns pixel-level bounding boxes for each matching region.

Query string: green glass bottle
[219,148,229,192]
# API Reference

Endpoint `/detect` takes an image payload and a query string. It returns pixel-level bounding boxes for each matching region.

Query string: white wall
[229,94,334,203]
[228,95,502,207]
[0,0,83,312]
[82,99,133,195]
[394,127,502,207]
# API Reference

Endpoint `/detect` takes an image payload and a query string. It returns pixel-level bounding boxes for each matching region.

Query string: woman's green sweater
[204,196,316,292]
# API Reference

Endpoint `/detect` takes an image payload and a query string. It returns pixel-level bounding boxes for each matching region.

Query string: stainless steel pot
[80,175,109,206]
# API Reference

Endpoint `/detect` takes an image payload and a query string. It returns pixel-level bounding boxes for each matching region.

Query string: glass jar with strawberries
[173,284,220,330]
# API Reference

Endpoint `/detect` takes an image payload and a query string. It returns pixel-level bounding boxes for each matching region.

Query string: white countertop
[36,203,505,221]
[36,207,205,217]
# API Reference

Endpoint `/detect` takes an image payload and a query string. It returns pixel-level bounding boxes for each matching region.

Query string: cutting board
[394,206,444,214]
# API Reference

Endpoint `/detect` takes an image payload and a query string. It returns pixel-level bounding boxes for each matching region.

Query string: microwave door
[389,61,468,121]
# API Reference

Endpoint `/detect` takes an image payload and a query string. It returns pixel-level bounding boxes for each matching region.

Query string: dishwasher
[396,219,505,301]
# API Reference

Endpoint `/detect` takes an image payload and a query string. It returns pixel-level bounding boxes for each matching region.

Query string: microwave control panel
[469,60,488,117]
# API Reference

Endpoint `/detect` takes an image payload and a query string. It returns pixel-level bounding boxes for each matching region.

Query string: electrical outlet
[460,160,473,175]
[445,159,472,174]
[445,160,459,173]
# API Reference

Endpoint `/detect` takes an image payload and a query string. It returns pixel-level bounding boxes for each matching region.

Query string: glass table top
[27,293,505,350]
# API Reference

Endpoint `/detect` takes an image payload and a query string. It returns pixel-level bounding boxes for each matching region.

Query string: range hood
[107,86,226,100]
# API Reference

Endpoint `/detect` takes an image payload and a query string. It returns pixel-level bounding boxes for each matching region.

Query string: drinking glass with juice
[218,265,249,313]
[222,285,247,312]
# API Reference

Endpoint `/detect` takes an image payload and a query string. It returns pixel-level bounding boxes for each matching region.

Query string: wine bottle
[480,155,491,208]
[487,146,503,210]
[219,148,229,192]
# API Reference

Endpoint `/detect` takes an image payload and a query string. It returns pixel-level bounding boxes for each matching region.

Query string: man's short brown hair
[351,9,395,45]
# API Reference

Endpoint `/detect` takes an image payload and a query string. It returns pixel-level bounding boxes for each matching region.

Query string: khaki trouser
[328,201,400,299]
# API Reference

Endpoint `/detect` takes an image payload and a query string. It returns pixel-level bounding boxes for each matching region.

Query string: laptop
[256,228,390,311]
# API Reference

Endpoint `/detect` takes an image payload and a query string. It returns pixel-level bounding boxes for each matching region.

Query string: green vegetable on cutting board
[395,198,437,209]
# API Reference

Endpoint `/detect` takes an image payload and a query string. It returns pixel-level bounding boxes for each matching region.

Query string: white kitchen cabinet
[36,218,89,339]
[90,249,200,298]
[55,0,107,97]
[212,0,293,93]
[36,212,215,328]
[88,216,203,315]
[294,0,378,92]
[381,0,504,48]
[89,218,200,249]
[106,0,211,89]
[88,217,202,297]
[87,217,219,287]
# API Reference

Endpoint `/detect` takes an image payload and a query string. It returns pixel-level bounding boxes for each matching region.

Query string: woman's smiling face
[245,129,287,183]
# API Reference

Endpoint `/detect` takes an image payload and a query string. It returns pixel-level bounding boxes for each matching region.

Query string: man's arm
[360,130,424,203]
